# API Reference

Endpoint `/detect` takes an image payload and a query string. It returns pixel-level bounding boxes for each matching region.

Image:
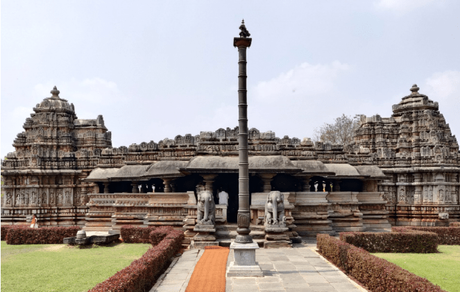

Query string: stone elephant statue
[265,191,286,226]
[197,190,215,225]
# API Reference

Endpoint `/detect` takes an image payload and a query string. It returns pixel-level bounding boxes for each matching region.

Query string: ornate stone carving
[196,190,215,226]
[264,191,286,227]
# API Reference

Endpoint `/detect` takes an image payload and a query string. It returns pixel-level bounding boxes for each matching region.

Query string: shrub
[6,226,81,244]
[394,226,460,245]
[2,226,12,241]
[317,234,445,292]
[149,226,174,246]
[120,225,156,243]
[340,231,438,253]
[89,228,184,292]
[450,222,460,227]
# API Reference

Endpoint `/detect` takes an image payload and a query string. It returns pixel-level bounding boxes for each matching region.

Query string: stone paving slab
[151,240,367,292]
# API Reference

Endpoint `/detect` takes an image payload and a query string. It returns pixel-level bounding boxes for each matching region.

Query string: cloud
[253,61,350,103]
[375,0,437,13]
[424,71,460,100]
[423,70,460,136]
[34,77,125,105]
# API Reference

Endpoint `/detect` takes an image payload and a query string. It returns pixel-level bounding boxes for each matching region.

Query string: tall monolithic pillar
[234,20,253,244]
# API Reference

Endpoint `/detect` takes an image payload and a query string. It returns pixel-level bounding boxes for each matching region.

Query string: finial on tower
[239,19,251,38]
[50,86,61,99]
[410,84,420,94]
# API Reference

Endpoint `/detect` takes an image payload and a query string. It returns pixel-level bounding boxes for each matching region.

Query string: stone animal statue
[196,190,215,225]
[265,191,286,226]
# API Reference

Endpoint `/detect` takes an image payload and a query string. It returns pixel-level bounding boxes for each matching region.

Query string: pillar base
[226,241,263,277]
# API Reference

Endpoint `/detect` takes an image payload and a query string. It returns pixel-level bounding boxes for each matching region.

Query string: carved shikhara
[1,84,460,230]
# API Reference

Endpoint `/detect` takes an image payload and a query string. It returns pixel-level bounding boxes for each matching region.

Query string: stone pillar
[260,173,276,192]
[163,178,172,193]
[227,20,262,278]
[131,182,139,193]
[453,173,459,204]
[103,182,110,194]
[301,176,312,192]
[201,174,217,194]
[333,180,341,192]
[414,173,422,204]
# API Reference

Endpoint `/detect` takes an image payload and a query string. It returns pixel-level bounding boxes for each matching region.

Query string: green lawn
[373,245,460,292]
[1,241,151,292]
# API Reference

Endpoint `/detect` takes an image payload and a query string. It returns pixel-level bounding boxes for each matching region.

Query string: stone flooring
[151,240,367,292]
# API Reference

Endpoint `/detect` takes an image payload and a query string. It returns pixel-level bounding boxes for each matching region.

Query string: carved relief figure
[6,192,12,205]
[31,191,37,204]
[50,191,55,205]
[80,194,87,206]
[65,191,71,205]
[23,191,29,206]
[196,190,215,225]
[398,186,406,203]
[264,191,286,226]
[57,191,63,205]
[439,189,444,204]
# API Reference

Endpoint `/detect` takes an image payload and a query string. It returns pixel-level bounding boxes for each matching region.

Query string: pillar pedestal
[226,242,263,277]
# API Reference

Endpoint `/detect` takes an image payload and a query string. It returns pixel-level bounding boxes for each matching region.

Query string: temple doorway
[213,173,264,223]
[213,174,239,223]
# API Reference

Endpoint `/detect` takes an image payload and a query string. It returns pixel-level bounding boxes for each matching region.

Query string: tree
[313,114,361,145]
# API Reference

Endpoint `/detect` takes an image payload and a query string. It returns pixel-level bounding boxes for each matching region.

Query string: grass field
[373,245,460,292]
[1,241,151,292]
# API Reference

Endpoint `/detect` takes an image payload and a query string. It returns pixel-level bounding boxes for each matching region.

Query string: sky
[2,0,460,158]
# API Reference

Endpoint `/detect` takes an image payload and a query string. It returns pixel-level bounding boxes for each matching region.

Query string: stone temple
[2,84,459,247]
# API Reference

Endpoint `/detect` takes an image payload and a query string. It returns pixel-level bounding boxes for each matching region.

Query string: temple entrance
[213,174,239,223]
[213,173,264,223]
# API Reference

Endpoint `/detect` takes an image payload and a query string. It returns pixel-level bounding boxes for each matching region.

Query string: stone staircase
[215,224,265,247]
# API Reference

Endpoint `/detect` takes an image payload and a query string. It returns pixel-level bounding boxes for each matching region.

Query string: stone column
[414,173,422,204]
[163,178,172,193]
[333,180,341,192]
[227,20,262,278]
[453,173,459,204]
[301,176,312,192]
[201,174,217,194]
[103,182,110,194]
[131,182,139,193]
[260,173,275,192]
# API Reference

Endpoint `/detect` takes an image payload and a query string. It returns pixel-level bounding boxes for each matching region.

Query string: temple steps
[215,224,265,247]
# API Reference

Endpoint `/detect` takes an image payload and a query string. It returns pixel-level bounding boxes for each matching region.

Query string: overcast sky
[2,0,460,158]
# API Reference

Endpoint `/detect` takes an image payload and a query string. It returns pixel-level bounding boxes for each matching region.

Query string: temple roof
[182,156,301,173]
[84,156,388,181]
[292,161,334,175]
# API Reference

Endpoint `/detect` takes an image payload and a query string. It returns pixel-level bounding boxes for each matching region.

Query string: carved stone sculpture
[196,190,215,225]
[264,191,286,227]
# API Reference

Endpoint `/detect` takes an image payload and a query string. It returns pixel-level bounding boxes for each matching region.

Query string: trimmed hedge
[89,228,184,292]
[393,226,460,245]
[2,226,13,241]
[317,234,446,292]
[340,231,438,253]
[6,226,81,244]
[149,226,173,246]
[450,222,460,227]
[120,225,156,243]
